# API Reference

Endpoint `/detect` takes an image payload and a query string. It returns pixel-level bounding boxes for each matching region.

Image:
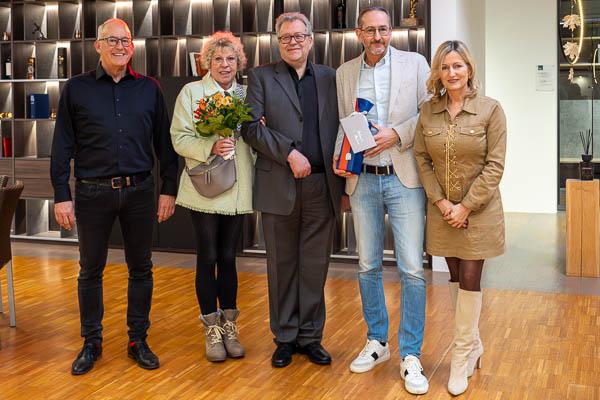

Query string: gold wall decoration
[561,0,584,64]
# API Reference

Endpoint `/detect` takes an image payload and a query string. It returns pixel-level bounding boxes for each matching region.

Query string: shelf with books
[0,0,430,255]
[12,80,62,120]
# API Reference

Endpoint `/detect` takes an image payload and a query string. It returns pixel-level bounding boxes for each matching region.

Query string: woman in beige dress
[414,40,507,396]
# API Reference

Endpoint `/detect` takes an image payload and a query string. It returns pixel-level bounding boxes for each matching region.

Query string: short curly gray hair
[200,31,247,70]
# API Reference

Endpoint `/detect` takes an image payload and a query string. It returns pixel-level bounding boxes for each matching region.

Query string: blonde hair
[200,31,247,70]
[427,40,479,101]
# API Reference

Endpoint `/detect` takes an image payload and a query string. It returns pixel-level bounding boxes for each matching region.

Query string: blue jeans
[350,173,426,358]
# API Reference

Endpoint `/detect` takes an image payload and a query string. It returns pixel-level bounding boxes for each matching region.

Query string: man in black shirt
[241,12,343,368]
[50,18,178,375]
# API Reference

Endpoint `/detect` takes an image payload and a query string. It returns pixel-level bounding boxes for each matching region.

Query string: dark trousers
[189,210,244,315]
[74,175,155,343]
[261,173,335,347]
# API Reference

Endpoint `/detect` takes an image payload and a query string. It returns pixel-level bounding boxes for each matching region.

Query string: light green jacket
[170,73,254,215]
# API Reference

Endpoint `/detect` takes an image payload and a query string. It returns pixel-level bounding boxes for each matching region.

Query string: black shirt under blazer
[241,61,343,217]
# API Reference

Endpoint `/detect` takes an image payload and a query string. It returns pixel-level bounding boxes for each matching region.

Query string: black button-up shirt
[50,64,178,202]
[286,61,323,168]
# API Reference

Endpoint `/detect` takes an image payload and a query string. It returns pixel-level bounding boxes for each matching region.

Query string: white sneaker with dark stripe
[349,339,390,373]
[400,355,429,395]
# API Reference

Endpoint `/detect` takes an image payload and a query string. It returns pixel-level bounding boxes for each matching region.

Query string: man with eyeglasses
[332,6,431,395]
[51,18,178,375]
[242,12,343,368]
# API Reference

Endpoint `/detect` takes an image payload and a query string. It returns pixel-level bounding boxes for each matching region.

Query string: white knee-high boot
[448,282,483,377]
[448,289,482,396]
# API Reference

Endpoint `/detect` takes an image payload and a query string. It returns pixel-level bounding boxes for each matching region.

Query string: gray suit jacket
[334,47,431,195]
[242,61,343,216]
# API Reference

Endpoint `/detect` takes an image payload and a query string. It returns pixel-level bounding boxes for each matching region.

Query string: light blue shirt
[359,47,392,166]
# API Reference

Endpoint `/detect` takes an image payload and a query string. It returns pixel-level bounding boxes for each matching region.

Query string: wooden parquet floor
[0,255,599,399]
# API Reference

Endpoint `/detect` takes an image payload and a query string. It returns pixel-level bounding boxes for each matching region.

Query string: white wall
[430,0,557,213]
[430,0,457,53]
[486,0,557,213]
[430,0,485,88]
[455,0,485,91]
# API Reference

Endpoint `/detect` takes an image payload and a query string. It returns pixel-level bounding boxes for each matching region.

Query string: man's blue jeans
[350,172,426,357]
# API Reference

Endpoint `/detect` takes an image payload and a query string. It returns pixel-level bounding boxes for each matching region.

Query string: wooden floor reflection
[0,254,599,399]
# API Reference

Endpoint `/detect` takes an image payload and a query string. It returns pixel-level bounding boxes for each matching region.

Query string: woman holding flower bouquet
[170,31,253,362]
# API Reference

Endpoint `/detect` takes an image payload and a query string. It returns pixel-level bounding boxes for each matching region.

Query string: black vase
[580,154,594,181]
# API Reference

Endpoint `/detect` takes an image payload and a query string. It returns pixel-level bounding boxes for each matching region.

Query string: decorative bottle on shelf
[4,55,11,80]
[27,56,35,79]
[580,154,594,180]
[335,0,346,29]
[57,48,67,79]
[579,129,594,180]
[2,133,11,157]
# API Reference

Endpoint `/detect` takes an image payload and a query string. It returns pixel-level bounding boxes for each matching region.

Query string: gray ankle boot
[220,309,245,358]
[200,311,226,362]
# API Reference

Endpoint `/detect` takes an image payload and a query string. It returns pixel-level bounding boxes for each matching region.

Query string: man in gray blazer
[333,6,430,395]
[241,12,343,368]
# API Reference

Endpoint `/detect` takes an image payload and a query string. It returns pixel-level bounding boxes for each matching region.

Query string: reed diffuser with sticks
[579,129,594,180]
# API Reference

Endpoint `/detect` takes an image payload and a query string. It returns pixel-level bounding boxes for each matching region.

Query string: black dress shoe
[71,341,102,375]
[128,341,160,370]
[299,342,331,365]
[271,342,296,368]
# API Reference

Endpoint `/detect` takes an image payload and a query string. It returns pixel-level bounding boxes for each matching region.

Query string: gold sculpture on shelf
[402,0,420,27]
[0,112,13,119]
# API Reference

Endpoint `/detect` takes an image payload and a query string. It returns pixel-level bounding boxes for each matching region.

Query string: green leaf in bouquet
[215,127,234,137]
[195,122,214,137]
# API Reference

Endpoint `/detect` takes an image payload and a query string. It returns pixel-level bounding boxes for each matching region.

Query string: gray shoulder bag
[185,156,236,198]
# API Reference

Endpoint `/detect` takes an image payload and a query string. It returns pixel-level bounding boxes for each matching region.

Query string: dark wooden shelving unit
[0,0,429,261]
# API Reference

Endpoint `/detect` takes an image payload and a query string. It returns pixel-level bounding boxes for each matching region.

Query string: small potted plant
[579,129,594,180]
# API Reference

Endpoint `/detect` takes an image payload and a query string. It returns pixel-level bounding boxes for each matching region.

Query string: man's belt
[362,165,394,175]
[79,172,151,189]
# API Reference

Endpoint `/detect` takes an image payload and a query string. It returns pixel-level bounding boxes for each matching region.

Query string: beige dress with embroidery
[414,93,507,260]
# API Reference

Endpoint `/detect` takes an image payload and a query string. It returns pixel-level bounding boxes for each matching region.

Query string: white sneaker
[400,355,429,395]
[349,339,390,373]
